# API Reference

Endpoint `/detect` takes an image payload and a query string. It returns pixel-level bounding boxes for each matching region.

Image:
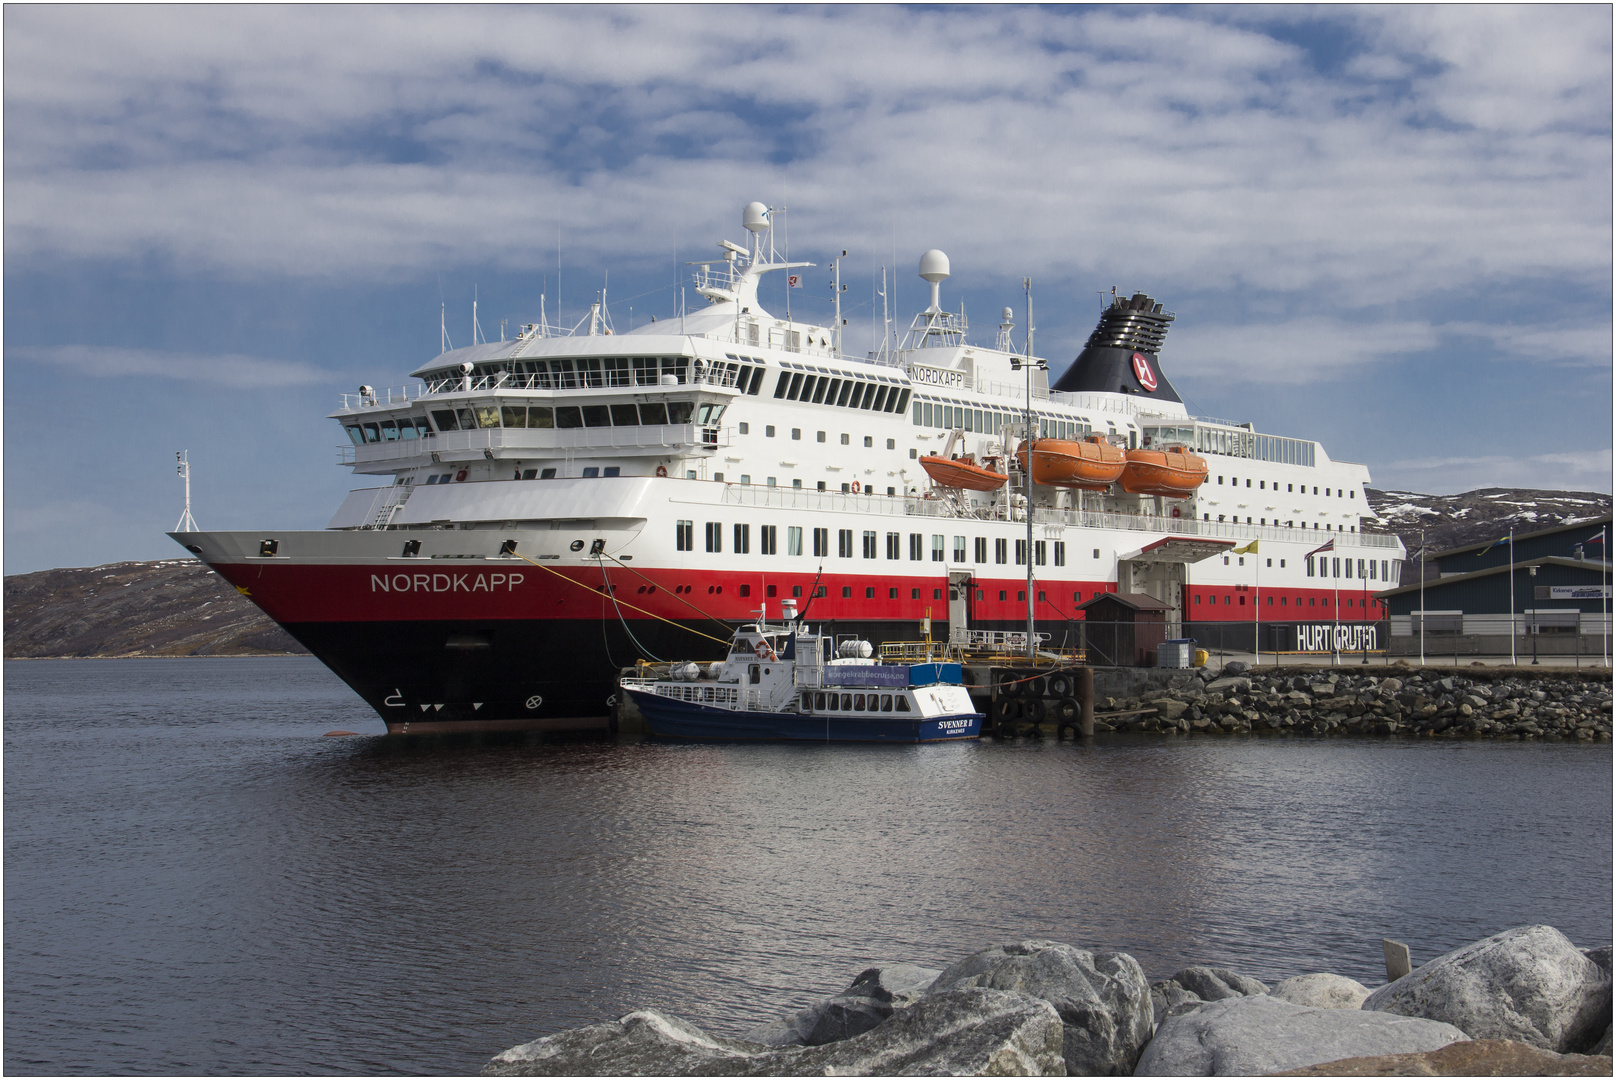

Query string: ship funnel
[919,249,950,313]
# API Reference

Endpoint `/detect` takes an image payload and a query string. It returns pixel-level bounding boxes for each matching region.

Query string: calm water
[5,657,1611,1075]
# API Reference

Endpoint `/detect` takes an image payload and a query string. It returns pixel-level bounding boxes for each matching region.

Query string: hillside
[4,559,306,658]
[4,486,1609,658]
[1365,487,1611,559]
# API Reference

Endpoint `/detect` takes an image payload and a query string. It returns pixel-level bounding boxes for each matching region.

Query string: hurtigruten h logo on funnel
[1131,352,1158,392]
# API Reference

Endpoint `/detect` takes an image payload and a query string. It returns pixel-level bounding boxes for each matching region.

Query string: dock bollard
[1077,667,1094,737]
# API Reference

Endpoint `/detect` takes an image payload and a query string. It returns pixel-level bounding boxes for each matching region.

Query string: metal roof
[1375,555,1611,600]
[1432,513,1611,559]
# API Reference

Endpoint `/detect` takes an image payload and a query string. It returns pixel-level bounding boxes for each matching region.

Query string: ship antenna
[175,450,199,532]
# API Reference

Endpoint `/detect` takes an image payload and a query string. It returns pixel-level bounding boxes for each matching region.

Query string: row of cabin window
[676,522,1066,566]
[1307,557,1392,581]
[1217,475,1355,498]
[1209,513,1358,532]
[1195,594,1380,609]
[345,400,715,444]
[915,399,1092,441]
[801,691,912,714]
[773,371,911,414]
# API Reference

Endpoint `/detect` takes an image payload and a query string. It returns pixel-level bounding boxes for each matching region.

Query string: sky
[4,5,1611,575]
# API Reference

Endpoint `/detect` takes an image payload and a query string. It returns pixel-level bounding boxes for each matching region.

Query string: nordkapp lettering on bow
[371,572,525,593]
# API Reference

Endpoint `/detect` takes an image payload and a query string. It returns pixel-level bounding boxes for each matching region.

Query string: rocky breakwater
[1097,663,1613,741]
[482,926,1612,1076]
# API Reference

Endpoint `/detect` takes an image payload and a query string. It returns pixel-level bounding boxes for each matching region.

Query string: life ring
[753,639,777,662]
[1171,506,1181,518]
[850,480,861,493]
[454,469,468,483]
[655,465,668,478]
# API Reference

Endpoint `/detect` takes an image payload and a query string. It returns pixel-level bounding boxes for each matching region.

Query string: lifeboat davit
[919,453,1009,492]
[1014,436,1128,491]
[1119,445,1208,497]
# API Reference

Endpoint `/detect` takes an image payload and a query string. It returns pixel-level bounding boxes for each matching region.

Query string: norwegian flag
[1306,539,1335,558]
[787,274,802,288]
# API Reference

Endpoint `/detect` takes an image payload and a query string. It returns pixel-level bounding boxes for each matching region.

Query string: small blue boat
[621,602,982,742]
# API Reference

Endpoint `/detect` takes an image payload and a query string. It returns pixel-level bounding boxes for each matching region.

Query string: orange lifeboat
[919,453,1009,492]
[1015,436,1127,491]
[1119,445,1208,497]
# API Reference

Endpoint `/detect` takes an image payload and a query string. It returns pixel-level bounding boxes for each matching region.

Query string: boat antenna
[473,284,483,345]
[175,450,199,532]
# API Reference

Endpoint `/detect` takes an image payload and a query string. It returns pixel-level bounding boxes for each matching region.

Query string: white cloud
[1377,448,1615,496]
[1172,318,1441,384]
[8,345,330,388]
[2,5,1607,316]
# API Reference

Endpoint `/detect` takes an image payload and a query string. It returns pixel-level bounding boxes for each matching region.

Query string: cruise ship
[172,202,1404,732]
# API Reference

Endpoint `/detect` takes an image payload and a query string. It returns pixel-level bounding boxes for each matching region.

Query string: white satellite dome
[743,202,770,233]
[919,249,950,283]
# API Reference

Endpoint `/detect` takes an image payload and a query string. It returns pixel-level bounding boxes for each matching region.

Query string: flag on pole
[1588,531,1606,544]
[1233,540,1258,555]
[787,274,802,288]
[1306,539,1334,558]
[1476,535,1509,556]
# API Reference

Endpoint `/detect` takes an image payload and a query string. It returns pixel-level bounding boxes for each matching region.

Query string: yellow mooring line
[510,551,735,649]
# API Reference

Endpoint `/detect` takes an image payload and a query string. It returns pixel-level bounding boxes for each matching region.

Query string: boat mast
[1014,277,1043,661]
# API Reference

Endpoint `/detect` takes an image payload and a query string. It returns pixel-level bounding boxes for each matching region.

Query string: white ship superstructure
[174,203,1404,732]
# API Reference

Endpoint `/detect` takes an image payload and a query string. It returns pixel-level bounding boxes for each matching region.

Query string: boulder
[1170,965,1269,1001]
[1362,925,1613,1053]
[930,939,1153,1074]
[1583,947,1612,977]
[1154,700,1190,722]
[1222,661,1248,676]
[1150,980,1205,1026]
[1205,677,1252,695]
[742,963,940,1046]
[1133,994,1468,1076]
[1271,973,1372,1010]
[482,1009,760,1076]
[484,989,1067,1076]
[1272,1038,1614,1076]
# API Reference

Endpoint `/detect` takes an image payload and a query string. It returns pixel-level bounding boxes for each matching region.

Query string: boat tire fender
[992,696,1019,721]
[1023,698,1046,723]
[995,673,1019,698]
[1047,673,1073,699]
[996,717,1019,739]
[1053,697,1080,723]
[1019,675,1046,700]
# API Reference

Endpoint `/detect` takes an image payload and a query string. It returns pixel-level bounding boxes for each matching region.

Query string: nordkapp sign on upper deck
[909,364,966,389]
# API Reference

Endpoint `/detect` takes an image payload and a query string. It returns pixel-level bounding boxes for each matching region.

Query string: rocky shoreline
[483,925,1612,1076]
[1088,662,1613,742]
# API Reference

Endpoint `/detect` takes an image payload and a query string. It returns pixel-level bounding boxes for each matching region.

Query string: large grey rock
[1150,980,1205,1027]
[1274,1038,1614,1076]
[1362,925,1613,1053]
[931,939,1152,1074]
[1170,965,1269,1001]
[483,1009,759,1076]
[1272,973,1373,1010]
[741,963,940,1046]
[484,989,1067,1076]
[1134,994,1469,1076]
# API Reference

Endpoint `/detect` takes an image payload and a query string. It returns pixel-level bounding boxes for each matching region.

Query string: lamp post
[1009,278,1044,663]
[1529,565,1539,665]
[1418,529,1426,667]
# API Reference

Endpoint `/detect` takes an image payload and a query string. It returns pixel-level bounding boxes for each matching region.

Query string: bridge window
[667,401,694,424]
[582,405,611,427]
[639,402,668,425]
[554,406,583,429]
[610,404,640,426]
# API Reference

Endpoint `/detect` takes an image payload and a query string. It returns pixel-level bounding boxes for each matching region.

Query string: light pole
[1529,565,1539,665]
[1010,293,1046,664]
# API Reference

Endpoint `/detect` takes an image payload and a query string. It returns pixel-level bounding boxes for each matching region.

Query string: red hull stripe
[208,561,1383,625]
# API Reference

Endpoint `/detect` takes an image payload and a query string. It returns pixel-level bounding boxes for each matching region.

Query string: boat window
[471,406,499,429]
[425,474,438,484]
[814,692,827,710]
[502,406,528,428]
[361,422,381,443]
[345,425,365,446]
[875,694,888,712]
[431,409,459,431]
[457,407,479,430]
[667,401,695,424]
[577,357,604,388]
[548,358,577,389]
[872,386,890,411]
[378,420,398,441]
[639,401,669,425]
[540,467,556,479]
[400,418,421,440]
[861,383,879,409]
[604,466,620,477]
[836,381,855,407]
[851,694,864,711]
[826,693,839,712]
[801,691,813,711]
[582,405,611,427]
[611,403,641,426]
[841,694,853,711]
[786,373,804,399]
[521,469,537,479]
[529,407,554,428]
[582,467,599,478]
[896,696,910,712]
[749,664,761,685]
[554,406,583,429]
